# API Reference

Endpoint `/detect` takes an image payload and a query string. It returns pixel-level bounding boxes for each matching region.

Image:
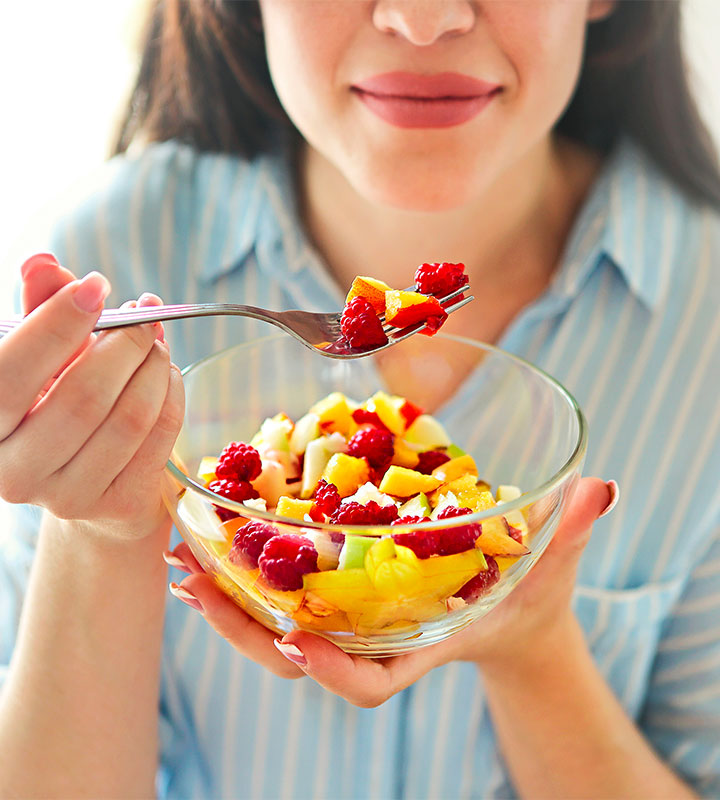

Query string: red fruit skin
[347,427,395,468]
[414,262,467,296]
[454,556,500,602]
[215,442,262,481]
[258,534,318,591]
[399,400,424,428]
[313,479,342,516]
[340,297,388,349]
[415,450,451,474]
[386,295,447,331]
[506,522,523,543]
[352,408,388,429]
[228,520,279,568]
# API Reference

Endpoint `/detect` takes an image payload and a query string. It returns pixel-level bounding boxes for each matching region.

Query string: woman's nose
[372,0,476,46]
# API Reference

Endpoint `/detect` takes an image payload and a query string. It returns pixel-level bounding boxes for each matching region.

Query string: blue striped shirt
[1,138,719,798]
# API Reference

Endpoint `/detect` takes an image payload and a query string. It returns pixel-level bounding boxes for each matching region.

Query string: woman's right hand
[0,253,185,541]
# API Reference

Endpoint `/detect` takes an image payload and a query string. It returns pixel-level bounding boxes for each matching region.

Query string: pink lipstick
[352,72,501,129]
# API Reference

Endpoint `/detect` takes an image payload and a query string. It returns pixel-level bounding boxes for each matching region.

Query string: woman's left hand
[167,477,615,701]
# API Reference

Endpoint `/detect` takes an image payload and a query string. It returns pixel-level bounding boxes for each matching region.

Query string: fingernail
[169,582,204,612]
[73,272,111,313]
[21,252,59,279]
[163,550,191,573]
[274,639,307,667]
[138,292,162,307]
[599,480,619,518]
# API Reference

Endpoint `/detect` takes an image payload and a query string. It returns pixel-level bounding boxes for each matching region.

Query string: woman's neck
[299,135,601,343]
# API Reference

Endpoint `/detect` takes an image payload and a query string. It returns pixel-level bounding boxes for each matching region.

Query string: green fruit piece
[289,412,321,455]
[404,414,452,450]
[398,492,431,518]
[338,535,376,570]
[446,443,466,459]
[300,437,334,498]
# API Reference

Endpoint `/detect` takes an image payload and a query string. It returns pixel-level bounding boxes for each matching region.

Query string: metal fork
[0,284,473,359]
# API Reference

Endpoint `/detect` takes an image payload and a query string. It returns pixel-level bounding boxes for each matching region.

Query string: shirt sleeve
[640,527,720,796]
[0,501,43,692]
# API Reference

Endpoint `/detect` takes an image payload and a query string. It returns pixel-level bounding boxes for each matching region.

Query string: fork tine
[382,294,474,342]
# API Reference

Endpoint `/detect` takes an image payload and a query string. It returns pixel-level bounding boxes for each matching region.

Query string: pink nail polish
[169,582,204,612]
[274,639,307,667]
[599,480,619,518]
[73,272,111,313]
[163,550,191,573]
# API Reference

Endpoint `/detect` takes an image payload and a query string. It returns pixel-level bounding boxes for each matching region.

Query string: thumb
[21,253,77,314]
[527,477,617,581]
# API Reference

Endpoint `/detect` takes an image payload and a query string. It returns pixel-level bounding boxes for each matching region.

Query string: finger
[2,312,163,480]
[0,272,111,440]
[173,572,305,680]
[51,341,174,507]
[277,630,451,707]
[21,253,77,313]
[166,542,204,574]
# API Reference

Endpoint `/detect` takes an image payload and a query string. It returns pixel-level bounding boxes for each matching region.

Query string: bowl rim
[166,332,588,533]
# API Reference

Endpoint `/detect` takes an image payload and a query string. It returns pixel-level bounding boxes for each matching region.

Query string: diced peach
[378,465,442,497]
[477,516,530,556]
[365,391,405,435]
[431,454,478,483]
[391,438,421,469]
[345,276,392,314]
[275,497,315,521]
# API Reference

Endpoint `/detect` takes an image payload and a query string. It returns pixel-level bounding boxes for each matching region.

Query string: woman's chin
[351,170,481,213]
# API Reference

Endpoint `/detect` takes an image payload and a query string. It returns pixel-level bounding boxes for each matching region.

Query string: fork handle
[93,303,274,330]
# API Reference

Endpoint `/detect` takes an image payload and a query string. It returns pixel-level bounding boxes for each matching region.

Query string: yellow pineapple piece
[378,465,442,498]
[275,497,314,521]
[198,456,219,484]
[310,391,353,436]
[366,391,405,435]
[321,453,370,497]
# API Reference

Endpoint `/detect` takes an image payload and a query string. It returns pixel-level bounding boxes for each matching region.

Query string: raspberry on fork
[414,262,467,297]
[340,296,388,349]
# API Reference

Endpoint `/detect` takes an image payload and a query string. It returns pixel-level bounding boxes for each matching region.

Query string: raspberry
[228,520,279,568]
[258,534,318,591]
[391,518,437,559]
[313,479,341,516]
[399,400,424,428]
[340,297,388,349]
[330,500,398,525]
[215,441,262,481]
[416,450,451,474]
[209,478,259,521]
[455,556,500,602]
[414,262,467,297]
[435,506,480,555]
[352,408,388,429]
[347,427,394,468]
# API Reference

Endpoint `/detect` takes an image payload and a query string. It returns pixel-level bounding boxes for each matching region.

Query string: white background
[1,0,719,316]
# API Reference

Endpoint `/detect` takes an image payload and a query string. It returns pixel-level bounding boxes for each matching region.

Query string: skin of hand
[167,477,614,697]
[0,253,185,541]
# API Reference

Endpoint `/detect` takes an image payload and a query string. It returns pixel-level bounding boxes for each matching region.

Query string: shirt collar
[553,140,691,311]
[201,139,691,312]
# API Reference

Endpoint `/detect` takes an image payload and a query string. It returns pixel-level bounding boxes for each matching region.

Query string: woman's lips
[351,71,501,129]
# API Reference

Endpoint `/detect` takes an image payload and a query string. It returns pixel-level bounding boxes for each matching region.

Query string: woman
[1,1,719,797]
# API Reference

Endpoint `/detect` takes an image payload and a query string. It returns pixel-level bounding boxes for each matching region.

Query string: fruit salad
[330,261,468,352]
[178,389,531,637]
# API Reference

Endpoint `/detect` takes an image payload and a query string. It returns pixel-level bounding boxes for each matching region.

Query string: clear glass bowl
[162,333,586,656]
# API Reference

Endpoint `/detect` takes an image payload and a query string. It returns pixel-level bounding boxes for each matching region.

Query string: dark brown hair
[115,0,720,208]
